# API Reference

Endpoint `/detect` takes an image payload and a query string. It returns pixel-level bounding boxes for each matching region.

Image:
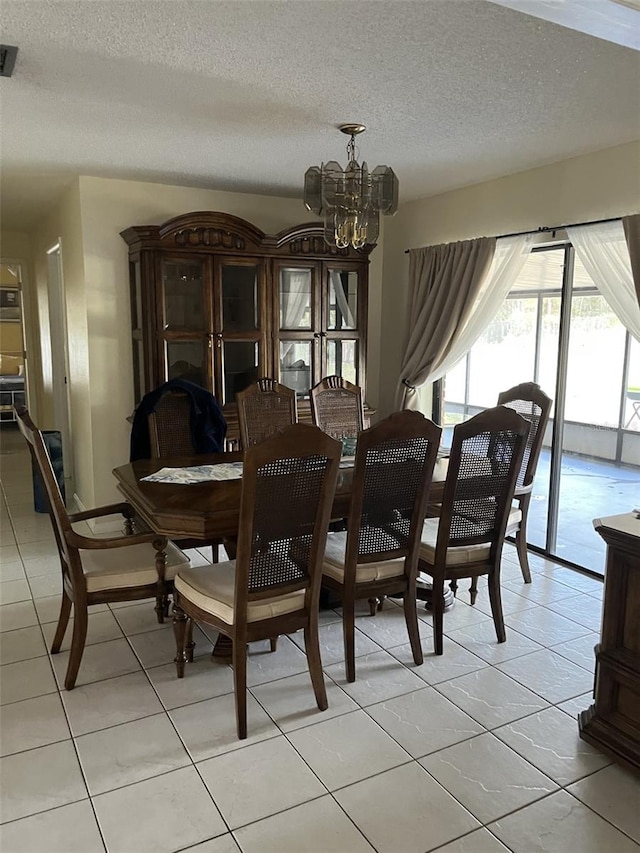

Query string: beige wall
[380,141,640,417]
[30,180,91,501]
[75,177,384,506]
[0,323,23,355]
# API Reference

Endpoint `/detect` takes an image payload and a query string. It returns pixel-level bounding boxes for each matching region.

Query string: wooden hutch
[121,211,372,443]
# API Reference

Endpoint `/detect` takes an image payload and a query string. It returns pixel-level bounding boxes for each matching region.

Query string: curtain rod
[403,215,621,253]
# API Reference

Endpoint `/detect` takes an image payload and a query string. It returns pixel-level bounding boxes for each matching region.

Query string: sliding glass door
[442,243,640,576]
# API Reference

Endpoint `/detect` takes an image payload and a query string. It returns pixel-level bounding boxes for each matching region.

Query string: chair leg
[154,594,165,624]
[342,594,357,683]
[269,637,278,652]
[232,637,248,739]
[431,576,445,656]
[304,622,328,711]
[403,588,423,666]
[51,590,72,654]
[368,597,378,616]
[512,495,532,584]
[185,617,195,663]
[488,569,506,643]
[514,515,532,584]
[64,604,88,690]
[469,577,478,605]
[173,606,189,677]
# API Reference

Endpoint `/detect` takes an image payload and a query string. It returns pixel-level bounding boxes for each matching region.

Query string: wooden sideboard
[579,512,640,772]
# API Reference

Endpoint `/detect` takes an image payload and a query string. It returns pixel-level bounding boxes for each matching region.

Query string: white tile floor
[1,424,639,853]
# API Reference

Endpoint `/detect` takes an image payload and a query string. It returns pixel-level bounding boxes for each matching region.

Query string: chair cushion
[505,506,523,533]
[174,562,305,625]
[322,531,405,583]
[83,540,189,593]
[419,518,492,566]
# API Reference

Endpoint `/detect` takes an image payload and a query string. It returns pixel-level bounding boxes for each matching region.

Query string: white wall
[379,140,640,417]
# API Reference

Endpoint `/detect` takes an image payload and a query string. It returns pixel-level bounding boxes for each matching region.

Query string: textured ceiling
[1,0,639,230]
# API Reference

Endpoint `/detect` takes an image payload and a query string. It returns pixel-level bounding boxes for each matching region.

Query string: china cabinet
[121,212,372,441]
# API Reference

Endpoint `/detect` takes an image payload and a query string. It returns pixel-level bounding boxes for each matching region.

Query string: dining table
[112,451,450,655]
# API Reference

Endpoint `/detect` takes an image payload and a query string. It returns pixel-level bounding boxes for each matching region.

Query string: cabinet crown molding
[120,211,372,259]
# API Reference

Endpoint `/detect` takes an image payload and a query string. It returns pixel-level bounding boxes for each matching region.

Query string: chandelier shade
[303,124,399,250]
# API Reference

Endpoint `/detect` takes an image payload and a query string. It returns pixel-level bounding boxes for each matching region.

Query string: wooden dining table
[112,452,450,654]
[113,451,448,545]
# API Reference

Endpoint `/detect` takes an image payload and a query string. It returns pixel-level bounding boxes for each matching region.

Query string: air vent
[0,45,18,78]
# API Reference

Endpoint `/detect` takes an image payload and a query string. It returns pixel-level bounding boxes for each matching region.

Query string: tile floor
[1,424,639,853]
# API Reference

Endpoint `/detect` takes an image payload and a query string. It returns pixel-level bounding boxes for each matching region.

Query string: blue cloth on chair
[130,379,227,462]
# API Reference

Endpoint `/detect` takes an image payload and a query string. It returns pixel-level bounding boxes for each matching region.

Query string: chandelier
[303,124,399,250]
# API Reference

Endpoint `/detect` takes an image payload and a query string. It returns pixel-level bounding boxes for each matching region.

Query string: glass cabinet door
[322,263,364,388]
[275,263,319,397]
[158,256,213,391]
[161,258,208,330]
[215,259,266,403]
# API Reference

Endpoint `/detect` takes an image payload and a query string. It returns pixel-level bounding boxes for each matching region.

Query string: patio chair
[418,406,528,655]
[15,405,189,690]
[172,423,341,739]
[321,410,442,682]
[497,382,552,583]
[310,375,364,445]
[236,377,297,450]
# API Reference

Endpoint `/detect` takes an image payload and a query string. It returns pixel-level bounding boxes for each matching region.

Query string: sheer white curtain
[425,233,535,385]
[568,220,640,343]
[329,271,356,328]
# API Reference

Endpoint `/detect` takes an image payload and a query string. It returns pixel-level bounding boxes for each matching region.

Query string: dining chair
[130,377,226,462]
[497,382,552,583]
[148,387,225,562]
[417,406,528,655]
[172,422,341,739]
[15,405,189,689]
[236,377,297,450]
[310,375,364,444]
[321,410,442,682]
[148,389,196,457]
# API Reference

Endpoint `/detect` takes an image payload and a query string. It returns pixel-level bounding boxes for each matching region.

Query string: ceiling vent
[0,45,19,77]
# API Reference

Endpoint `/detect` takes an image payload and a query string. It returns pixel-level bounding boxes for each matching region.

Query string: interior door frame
[46,241,74,489]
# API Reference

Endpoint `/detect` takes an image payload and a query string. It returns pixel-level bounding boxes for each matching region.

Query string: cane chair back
[15,405,189,689]
[310,376,364,442]
[236,378,297,450]
[148,391,195,458]
[497,382,551,493]
[173,422,341,738]
[418,406,528,654]
[497,382,552,582]
[321,410,441,681]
